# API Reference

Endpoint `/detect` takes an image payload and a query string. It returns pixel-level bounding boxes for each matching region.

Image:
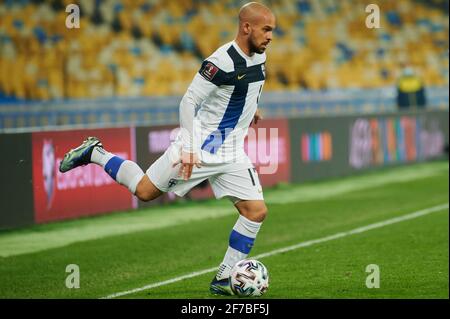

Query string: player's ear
[243,22,251,35]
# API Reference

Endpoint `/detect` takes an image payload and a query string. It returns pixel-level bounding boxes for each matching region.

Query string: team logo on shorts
[200,62,219,81]
[168,178,178,188]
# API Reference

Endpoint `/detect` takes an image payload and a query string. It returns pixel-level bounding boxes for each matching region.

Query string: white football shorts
[146,145,264,202]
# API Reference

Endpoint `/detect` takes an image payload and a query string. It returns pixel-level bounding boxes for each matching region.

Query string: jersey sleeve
[179,57,227,153]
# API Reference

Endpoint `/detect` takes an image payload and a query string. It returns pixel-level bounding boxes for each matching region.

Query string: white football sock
[116,160,145,194]
[90,146,114,166]
[217,215,262,280]
[90,146,144,194]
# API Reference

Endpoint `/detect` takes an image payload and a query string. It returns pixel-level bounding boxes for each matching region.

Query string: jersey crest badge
[200,62,219,81]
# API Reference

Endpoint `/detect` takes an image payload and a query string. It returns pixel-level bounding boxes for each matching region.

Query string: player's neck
[234,38,254,58]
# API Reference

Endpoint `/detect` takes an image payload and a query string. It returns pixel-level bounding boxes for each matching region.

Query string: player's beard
[248,36,266,54]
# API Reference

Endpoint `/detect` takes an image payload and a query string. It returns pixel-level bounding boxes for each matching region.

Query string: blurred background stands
[0,0,448,130]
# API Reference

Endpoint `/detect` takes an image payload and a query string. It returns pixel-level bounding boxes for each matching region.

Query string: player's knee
[256,205,268,222]
[135,187,153,202]
[134,185,155,202]
[249,207,267,223]
[134,176,162,202]
[240,202,267,223]
[135,191,149,202]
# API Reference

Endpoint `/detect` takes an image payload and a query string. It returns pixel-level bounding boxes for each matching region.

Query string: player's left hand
[253,109,263,125]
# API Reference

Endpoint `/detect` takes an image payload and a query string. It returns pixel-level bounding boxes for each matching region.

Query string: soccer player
[59,2,276,296]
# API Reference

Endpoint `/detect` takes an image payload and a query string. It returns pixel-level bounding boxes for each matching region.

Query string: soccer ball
[230,259,269,297]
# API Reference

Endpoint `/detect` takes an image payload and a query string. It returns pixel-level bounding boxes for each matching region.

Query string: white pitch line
[101,203,449,299]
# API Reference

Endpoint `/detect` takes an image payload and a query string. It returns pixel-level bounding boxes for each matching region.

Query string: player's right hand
[173,151,201,181]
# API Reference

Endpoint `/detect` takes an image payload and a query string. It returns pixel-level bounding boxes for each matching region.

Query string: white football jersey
[177,40,266,165]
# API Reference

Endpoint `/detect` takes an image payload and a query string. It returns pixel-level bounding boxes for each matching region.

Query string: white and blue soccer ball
[230,259,269,297]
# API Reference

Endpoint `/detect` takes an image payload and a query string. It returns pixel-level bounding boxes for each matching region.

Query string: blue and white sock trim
[228,215,262,254]
[229,230,255,254]
[104,156,125,180]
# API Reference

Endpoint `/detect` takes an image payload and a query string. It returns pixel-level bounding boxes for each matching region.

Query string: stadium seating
[0,0,448,100]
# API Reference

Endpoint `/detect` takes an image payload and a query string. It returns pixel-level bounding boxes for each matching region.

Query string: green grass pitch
[0,160,448,299]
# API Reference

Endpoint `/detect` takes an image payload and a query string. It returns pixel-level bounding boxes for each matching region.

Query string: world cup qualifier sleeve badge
[200,61,219,82]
